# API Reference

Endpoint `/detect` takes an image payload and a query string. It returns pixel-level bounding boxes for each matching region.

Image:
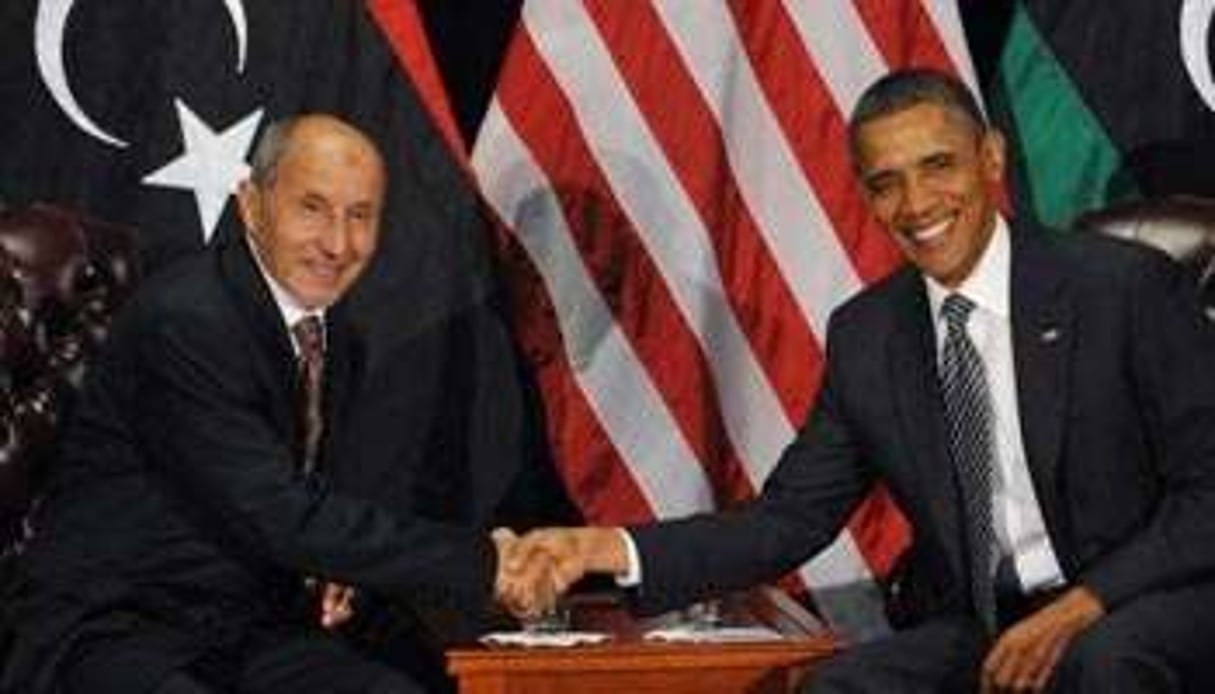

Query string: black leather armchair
[0,203,137,570]
[1075,195,1215,319]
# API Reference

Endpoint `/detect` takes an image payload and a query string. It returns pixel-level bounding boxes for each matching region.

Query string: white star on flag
[143,98,263,243]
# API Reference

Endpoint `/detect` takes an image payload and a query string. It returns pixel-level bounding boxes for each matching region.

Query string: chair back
[1075,195,1215,319]
[0,203,138,562]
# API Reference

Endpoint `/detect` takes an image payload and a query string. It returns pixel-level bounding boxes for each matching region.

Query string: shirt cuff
[614,528,643,587]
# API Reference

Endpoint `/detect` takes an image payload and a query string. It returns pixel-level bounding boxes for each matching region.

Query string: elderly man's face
[237,117,385,310]
[854,102,1005,288]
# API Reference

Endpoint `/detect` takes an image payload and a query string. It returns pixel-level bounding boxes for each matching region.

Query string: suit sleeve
[1080,250,1215,608]
[629,316,876,614]
[133,308,497,609]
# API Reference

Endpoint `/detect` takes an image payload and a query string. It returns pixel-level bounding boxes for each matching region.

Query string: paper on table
[644,625,785,644]
[479,631,612,648]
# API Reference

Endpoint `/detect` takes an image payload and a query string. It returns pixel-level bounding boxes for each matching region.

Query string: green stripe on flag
[996,3,1133,227]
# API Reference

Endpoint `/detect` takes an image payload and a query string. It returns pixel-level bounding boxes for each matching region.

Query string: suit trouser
[804,581,1215,694]
[59,622,424,694]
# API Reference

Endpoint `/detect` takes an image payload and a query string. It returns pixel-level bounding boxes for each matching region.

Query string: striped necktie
[291,314,324,476]
[939,293,998,632]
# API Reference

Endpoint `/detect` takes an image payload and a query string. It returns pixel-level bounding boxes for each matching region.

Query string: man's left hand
[319,582,356,629]
[981,586,1105,693]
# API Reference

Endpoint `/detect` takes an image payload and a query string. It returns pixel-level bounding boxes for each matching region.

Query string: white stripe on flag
[473,99,715,518]
[782,0,889,114]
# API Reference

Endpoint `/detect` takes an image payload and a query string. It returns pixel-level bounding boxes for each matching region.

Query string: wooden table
[446,588,838,694]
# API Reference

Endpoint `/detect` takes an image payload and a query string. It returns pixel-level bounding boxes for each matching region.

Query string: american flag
[426,1,977,637]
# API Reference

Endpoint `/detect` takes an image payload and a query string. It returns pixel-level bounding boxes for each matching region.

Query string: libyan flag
[0,0,524,526]
[990,0,1215,227]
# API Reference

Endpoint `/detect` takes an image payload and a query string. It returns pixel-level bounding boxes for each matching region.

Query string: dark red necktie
[291,315,324,476]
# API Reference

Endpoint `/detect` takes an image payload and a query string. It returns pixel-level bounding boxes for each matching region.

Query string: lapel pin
[1040,327,1061,343]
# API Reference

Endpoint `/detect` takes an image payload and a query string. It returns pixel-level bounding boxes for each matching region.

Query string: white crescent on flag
[34,0,250,149]
[1181,0,1215,113]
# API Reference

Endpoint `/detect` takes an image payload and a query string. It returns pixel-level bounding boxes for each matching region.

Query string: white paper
[643,625,785,644]
[479,631,612,648]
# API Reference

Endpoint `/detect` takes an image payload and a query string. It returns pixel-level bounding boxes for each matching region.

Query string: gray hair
[248,118,301,188]
[847,68,988,166]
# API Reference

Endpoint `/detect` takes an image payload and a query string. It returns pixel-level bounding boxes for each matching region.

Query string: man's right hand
[490,527,631,618]
[491,527,560,618]
[513,527,631,592]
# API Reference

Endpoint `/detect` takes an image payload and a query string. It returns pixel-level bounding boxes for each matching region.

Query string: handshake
[490,527,631,619]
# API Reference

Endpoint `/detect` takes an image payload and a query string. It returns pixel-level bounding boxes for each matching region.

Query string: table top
[447,587,838,675]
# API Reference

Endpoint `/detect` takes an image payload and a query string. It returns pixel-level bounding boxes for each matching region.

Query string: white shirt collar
[244,236,325,339]
[925,215,1011,322]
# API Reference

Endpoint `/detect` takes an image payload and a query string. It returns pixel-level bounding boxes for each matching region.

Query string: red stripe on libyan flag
[367,0,466,156]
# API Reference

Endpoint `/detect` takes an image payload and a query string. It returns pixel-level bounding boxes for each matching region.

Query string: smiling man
[851,84,1004,291]
[238,116,383,312]
[513,69,1215,692]
[2,114,543,694]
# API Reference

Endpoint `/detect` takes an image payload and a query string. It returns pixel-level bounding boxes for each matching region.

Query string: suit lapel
[217,240,299,444]
[885,269,967,581]
[1009,229,1075,568]
[215,240,368,477]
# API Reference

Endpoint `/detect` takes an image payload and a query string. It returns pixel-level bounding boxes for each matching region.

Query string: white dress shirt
[245,237,326,356]
[924,217,1064,593]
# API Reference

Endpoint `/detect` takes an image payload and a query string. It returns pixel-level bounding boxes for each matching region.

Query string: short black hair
[848,68,988,166]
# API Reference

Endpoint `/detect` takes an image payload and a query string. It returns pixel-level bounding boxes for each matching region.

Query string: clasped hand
[491,527,627,619]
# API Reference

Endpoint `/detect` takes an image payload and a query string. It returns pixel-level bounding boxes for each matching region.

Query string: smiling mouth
[904,217,952,246]
[305,263,344,283]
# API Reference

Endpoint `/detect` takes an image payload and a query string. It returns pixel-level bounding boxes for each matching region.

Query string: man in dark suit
[3,114,542,694]
[512,69,1215,692]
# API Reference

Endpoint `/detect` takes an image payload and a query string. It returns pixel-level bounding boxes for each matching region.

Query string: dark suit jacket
[631,225,1215,626]
[3,241,497,692]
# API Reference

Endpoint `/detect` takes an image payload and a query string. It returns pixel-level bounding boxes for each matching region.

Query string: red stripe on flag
[848,485,913,579]
[367,0,467,156]
[727,0,903,285]
[494,234,656,525]
[583,0,824,424]
[854,0,956,72]
[496,29,754,507]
